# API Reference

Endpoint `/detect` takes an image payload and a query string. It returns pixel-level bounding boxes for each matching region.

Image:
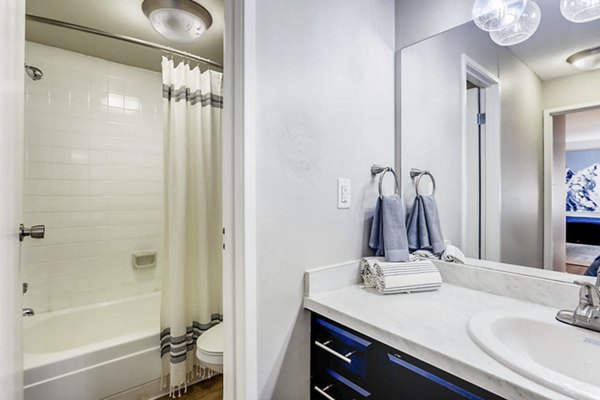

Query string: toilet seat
[196,323,223,373]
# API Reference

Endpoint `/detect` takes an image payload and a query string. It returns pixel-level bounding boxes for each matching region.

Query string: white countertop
[304,282,573,400]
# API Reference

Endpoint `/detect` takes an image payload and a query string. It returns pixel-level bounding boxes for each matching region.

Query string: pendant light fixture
[567,46,600,71]
[472,0,529,31]
[561,0,600,23]
[142,0,213,44]
[490,0,541,46]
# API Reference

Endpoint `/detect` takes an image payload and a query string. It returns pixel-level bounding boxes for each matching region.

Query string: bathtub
[24,292,162,400]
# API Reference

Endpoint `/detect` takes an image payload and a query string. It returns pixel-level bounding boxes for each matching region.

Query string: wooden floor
[159,375,223,400]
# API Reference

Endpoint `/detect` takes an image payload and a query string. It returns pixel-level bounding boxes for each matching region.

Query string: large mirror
[400,2,600,275]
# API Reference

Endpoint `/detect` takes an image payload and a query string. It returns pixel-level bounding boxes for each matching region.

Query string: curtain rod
[26,14,223,69]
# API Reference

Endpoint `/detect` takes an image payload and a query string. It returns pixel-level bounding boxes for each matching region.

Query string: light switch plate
[337,178,351,209]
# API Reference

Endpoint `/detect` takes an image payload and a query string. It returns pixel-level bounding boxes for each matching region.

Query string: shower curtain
[160,57,223,397]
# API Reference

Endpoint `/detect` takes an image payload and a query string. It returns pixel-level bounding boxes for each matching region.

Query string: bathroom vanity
[310,314,503,399]
[304,260,600,400]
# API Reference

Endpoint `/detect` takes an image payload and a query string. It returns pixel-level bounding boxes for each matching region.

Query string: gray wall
[400,23,499,246]
[498,48,544,268]
[395,0,472,50]
[543,69,600,110]
[254,1,396,398]
[399,23,544,268]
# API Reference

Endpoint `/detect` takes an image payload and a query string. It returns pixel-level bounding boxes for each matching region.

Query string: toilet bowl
[195,323,223,373]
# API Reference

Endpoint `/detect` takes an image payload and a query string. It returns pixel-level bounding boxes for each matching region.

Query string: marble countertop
[304,282,574,400]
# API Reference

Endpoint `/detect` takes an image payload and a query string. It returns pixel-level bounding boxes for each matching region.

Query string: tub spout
[22,308,35,317]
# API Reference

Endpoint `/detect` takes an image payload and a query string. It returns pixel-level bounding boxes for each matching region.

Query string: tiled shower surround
[22,42,164,313]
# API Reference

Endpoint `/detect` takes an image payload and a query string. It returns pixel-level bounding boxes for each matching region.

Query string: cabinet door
[378,352,504,399]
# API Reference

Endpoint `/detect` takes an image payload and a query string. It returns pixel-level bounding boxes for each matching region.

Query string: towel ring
[410,168,436,197]
[371,164,399,198]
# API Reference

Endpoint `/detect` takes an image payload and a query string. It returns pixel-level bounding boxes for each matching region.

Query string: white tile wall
[22,42,164,313]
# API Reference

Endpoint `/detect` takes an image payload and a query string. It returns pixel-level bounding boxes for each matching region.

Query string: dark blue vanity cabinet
[310,314,505,400]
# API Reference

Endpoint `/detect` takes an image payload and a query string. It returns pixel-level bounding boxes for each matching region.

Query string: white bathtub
[24,292,162,400]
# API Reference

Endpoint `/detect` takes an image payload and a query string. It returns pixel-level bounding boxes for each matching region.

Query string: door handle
[19,224,45,241]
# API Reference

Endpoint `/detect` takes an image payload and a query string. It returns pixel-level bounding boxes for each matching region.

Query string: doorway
[461,55,501,262]
[545,106,600,274]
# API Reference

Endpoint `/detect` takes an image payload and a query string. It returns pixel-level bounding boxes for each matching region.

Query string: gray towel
[369,198,384,257]
[369,195,410,262]
[406,195,445,255]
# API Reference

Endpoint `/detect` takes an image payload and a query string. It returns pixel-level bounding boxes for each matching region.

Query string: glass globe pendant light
[561,0,600,23]
[490,0,541,46]
[473,0,529,31]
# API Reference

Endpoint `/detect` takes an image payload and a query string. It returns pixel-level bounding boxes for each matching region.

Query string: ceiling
[508,1,600,82]
[25,0,224,72]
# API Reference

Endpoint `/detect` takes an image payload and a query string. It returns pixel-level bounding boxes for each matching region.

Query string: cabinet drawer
[313,368,372,400]
[381,352,504,399]
[312,316,373,381]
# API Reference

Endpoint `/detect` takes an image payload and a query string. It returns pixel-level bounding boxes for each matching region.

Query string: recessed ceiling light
[567,47,600,71]
[142,0,213,44]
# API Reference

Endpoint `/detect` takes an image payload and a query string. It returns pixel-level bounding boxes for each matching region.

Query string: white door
[0,1,25,399]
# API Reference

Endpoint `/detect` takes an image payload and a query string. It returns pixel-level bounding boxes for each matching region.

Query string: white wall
[254,0,396,398]
[543,69,600,110]
[498,48,544,268]
[395,0,472,50]
[22,42,163,313]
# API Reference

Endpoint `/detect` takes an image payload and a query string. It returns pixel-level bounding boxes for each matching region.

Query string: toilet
[195,323,224,373]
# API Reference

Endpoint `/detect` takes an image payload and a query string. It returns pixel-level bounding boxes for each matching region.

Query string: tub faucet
[22,308,35,317]
[556,270,600,333]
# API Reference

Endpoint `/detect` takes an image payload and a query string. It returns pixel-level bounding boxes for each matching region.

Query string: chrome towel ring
[371,164,399,198]
[410,168,436,197]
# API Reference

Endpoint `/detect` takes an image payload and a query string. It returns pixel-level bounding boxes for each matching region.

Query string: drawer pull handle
[315,340,354,364]
[315,384,336,400]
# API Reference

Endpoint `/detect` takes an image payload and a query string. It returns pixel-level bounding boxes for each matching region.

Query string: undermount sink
[468,309,600,400]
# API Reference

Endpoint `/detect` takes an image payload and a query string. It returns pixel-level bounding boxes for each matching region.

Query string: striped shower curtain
[160,57,223,397]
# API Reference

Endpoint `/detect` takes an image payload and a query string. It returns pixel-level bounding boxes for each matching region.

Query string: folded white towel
[410,249,438,261]
[373,259,442,295]
[442,244,465,264]
[360,257,384,288]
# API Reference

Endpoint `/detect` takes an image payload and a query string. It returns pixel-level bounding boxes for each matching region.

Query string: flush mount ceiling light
[142,0,212,44]
[567,46,600,71]
[561,0,600,23]
[472,0,529,31]
[490,0,541,46]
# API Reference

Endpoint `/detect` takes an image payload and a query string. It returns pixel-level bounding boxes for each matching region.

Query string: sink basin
[468,309,600,400]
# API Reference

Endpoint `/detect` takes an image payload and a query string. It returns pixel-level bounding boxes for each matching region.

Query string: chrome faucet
[22,308,35,317]
[556,271,600,333]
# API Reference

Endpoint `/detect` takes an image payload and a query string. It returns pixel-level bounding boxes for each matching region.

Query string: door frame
[223,1,257,399]
[460,54,502,262]
[0,1,25,399]
[543,101,600,270]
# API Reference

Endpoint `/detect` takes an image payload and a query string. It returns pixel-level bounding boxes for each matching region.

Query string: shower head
[24,64,43,81]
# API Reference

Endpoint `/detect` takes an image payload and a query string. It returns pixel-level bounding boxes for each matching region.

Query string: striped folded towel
[441,244,465,264]
[373,259,442,295]
[360,257,384,288]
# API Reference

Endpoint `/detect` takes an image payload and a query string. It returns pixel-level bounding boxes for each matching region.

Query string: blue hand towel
[369,198,385,257]
[369,195,410,262]
[406,195,445,255]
